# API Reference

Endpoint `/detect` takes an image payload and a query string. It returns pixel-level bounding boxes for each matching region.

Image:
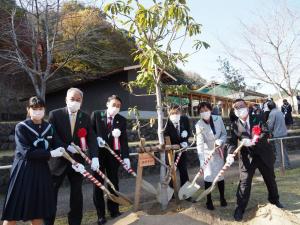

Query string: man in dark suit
[164,105,190,187]
[46,88,98,225]
[91,95,129,225]
[227,99,283,221]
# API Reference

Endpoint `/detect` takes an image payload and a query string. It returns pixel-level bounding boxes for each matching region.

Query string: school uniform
[1,119,62,221]
[91,110,129,219]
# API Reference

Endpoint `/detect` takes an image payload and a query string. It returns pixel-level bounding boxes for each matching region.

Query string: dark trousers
[45,165,83,225]
[176,151,189,186]
[93,153,120,218]
[168,151,189,187]
[236,154,279,210]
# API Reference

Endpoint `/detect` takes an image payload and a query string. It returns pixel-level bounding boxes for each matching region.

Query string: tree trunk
[154,67,168,210]
[40,78,46,102]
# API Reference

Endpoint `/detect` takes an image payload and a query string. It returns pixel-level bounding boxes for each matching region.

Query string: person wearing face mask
[195,102,227,210]
[281,99,293,129]
[1,97,65,225]
[164,105,191,190]
[227,99,283,221]
[45,88,98,225]
[90,95,129,224]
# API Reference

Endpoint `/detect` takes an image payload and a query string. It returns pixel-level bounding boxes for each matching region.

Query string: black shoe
[274,201,284,208]
[97,217,107,225]
[220,198,227,207]
[206,200,215,210]
[110,212,122,218]
[234,207,244,221]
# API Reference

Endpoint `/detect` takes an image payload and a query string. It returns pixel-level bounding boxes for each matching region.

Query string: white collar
[107,113,115,120]
[239,116,250,126]
[67,108,78,116]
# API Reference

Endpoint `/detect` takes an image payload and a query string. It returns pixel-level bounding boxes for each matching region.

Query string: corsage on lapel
[78,128,87,151]
[112,128,121,151]
[181,130,188,138]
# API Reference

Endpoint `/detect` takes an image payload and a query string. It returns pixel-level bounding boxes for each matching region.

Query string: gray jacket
[268,108,288,137]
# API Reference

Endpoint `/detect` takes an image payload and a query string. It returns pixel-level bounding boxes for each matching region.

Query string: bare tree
[223,1,300,108]
[0,0,74,100]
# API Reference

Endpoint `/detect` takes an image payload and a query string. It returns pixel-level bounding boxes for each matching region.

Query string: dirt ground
[1,151,300,225]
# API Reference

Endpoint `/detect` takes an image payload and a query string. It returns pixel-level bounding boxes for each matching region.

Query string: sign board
[138,153,155,167]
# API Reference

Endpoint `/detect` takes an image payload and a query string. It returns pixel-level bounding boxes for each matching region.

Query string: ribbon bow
[33,138,49,149]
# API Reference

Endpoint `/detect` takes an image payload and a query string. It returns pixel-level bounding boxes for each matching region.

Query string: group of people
[1,88,286,224]
[167,99,284,221]
[2,88,129,225]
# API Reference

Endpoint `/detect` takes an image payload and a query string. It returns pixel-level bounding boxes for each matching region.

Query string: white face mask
[30,109,45,120]
[235,108,249,119]
[200,111,211,120]
[107,106,120,117]
[66,100,81,113]
[170,114,180,124]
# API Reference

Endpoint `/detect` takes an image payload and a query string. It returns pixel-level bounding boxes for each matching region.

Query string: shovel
[103,144,157,195]
[137,138,175,203]
[71,143,132,206]
[178,145,219,200]
[62,150,131,207]
[191,141,245,202]
[156,182,174,204]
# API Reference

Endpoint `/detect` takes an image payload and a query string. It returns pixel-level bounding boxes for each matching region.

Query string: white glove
[180,142,188,148]
[123,158,131,170]
[215,139,223,147]
[50,147,64,157]
[72,163,85,174]
[97,137,106,148]
[91,157,100,171]
[242,138,255,147]
[226,154,235,166]
[67,145,78,154]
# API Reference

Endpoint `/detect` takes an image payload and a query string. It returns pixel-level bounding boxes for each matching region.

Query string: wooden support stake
[165,136,179,204]
[134,139,146,211]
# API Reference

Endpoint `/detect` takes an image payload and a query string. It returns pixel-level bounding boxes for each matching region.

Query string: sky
[82,0,300,95]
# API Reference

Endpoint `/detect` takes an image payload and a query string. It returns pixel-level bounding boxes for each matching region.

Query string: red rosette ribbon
[78,128,88,151]
[251,125,262,143]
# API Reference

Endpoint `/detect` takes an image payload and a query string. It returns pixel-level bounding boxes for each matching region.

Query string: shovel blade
[178,181,200,200]
[115,191,133,206]
[156,183,174,204]
[141,179,157,195]
[108,193,132,207]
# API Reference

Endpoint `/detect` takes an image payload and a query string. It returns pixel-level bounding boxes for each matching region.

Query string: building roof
[193,81,267,99]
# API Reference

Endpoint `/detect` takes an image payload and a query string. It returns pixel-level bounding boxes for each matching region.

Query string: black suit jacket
[228,113,274,168]
[164,115,191,145]
[91,110,129,159]
[48,107,97,176]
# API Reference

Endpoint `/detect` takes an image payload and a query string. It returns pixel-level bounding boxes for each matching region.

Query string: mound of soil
[244,204,300,225]
[108,203,300,225]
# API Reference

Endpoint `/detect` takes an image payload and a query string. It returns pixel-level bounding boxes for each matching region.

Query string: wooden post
[134,139,146,211]
[165,136,179,204]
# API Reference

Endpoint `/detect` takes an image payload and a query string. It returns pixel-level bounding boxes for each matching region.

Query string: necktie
[175,123,180,136]
[70,113,76,136]
[244,122,250,135]
[107,116,112,130]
